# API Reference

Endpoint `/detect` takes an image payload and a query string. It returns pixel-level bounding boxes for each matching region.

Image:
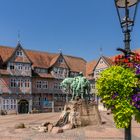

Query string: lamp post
[114,0,139,140]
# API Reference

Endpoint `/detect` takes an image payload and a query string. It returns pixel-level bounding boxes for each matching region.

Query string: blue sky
[0,0,140,61]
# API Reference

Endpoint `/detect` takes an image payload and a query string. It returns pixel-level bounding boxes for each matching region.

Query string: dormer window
[100,60,104,64]
[16,50,23,56]
[9,63,14,70]
[58,58,64,63]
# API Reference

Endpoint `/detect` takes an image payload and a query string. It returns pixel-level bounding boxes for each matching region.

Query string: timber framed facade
[0,43,86,114]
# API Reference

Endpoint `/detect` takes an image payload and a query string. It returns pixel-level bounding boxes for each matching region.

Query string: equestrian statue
[61,72,91,100]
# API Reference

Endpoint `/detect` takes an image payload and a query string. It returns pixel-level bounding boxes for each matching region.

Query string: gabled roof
[26,50,52,68]
[86,56,114,76]
[49,53,70,70]
[0,45,14,62]
[86,49,140,77]
[0,45,86,73]
[49,54,60,67]
[4,43,32,64]
[64,55,86,75]
[93,56,113,71]
[102,56,114,66]
[86,60,97,76]
[0,55,3,66]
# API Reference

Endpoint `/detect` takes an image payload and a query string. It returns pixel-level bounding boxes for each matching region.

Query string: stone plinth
[55,99,101,128]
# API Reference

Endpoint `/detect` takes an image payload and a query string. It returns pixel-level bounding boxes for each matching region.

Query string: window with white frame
[42,81,48,89]
[16,63,23,70]
[53,67,58,74]
[25,79,30,87]
[24,64,30,70]
[35,68,48,73]
[36,81,42,88]
[53,82,61,89]
[54,82,58,89]
[95,70,100,76]
[17,79,23,87]
[9,63,15,70]
[10,79,17,88]
[36,81,48,89]
[59,68,63,74]
[3,99,16,110]
[63,69,68,76]
[58,83,62,89]
[99,60,104,64]
[58,58,64,63]
[16,50,23,56]
[10,78,30,88]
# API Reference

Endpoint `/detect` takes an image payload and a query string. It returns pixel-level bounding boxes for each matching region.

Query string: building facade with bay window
[0,43,86,114]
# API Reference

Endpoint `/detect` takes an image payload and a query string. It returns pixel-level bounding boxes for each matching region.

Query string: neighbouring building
[0,43,86,114]
[86,49,140,111]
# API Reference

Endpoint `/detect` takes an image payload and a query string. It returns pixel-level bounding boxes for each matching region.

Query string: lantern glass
[116,0,138,8]
[115,0,139,32]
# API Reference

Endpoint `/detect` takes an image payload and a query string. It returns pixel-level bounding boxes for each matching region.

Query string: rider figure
[76,72,84,98]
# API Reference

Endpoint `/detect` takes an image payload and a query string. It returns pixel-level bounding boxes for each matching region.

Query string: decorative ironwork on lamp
[114,0,139,53]
[114,1,139,140]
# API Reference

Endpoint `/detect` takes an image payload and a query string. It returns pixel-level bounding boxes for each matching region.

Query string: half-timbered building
[0,43,86,114]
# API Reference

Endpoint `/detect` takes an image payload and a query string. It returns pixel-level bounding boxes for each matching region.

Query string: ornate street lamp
[114,0,139,140]
[114,0,139,54]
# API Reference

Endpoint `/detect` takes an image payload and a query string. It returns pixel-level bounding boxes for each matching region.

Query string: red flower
[124,59,129,63]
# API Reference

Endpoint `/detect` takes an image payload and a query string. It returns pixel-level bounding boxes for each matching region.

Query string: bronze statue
[61,72,91,100]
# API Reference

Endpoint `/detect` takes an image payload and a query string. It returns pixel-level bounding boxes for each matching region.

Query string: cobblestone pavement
[0,111,139,140]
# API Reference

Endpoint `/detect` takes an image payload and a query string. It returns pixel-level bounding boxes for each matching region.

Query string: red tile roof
[86,60,97,76]
[64,55,86,75]
[102,56,114,66]
[0,46,14,62]
[49,55,60,67]
[0,45,86,74]
[1,45,140,78]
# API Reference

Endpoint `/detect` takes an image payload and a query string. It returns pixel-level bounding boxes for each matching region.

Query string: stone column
[16,99,19,114]
[52,101,54,112]
[29,99,32,113]
[0,97,2,110]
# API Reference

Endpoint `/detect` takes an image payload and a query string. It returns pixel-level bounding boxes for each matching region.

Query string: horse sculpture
[61,77,78,100]
[61,74,91,100]
[76,77,91,100]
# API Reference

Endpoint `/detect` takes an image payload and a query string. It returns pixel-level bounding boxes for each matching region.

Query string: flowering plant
[97,51,140,128]
[131,93,140,111]
[115,52,140,111]
[97,66,139,128]
[115,53,140,76]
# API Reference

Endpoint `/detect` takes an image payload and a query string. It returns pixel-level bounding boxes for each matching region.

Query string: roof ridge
[64,55,87,62]
[25,48,55,55]
[87,59,97,63]
[0,45,56,55]
[0,45,15,49]
[0,45,87,62]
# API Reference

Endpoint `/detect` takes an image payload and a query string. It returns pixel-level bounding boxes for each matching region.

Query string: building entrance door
[18,99,29,114]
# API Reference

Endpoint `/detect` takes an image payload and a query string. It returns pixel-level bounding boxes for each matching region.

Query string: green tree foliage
[96,66,140,128]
